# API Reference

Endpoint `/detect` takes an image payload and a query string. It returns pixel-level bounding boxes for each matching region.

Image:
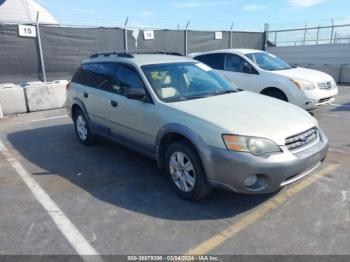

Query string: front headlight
[222,135,281,156]
[290,78,315,90]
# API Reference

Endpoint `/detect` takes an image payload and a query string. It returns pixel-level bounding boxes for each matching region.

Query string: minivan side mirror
[125,88,146,100]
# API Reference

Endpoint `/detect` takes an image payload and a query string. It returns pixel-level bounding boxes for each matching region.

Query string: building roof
[0,0,58,24]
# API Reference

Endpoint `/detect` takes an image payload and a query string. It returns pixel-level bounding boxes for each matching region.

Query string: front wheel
[164,141,212,201]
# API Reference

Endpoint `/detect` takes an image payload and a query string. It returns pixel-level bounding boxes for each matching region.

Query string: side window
[224,54,249,73]
[114,65,145,95]
[194,53,225,70]
[93,63,115,90]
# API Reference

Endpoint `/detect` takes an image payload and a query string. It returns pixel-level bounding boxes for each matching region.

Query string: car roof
[83,53,196,66]
[190,48,265,57]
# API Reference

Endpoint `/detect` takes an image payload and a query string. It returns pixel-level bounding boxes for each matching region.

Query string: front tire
[73,109,95,145]
[164,141,212,201]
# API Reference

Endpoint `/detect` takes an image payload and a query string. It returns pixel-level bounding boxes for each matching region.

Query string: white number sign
[18,25,37,38]
[214,31,223,40]
[143,30,154,40]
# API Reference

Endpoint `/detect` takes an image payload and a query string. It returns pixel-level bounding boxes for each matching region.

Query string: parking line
[184,163,339,255]
[30,115,68,123]
[0,141,99,256]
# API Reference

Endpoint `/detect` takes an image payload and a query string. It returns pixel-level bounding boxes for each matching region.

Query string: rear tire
[164,141,212,201]
[73,109,95,145]
[261,89,288,102]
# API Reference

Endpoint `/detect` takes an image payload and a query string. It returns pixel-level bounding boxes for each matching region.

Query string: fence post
[229,22,234,49]
[36,12,46,82]
[184,20,190,56]
[124,17,129,51]
[274,32,277,46]
[316,25,320,44]
[264,23,269,49]
[303,21,307,45]
[330,18,334,44]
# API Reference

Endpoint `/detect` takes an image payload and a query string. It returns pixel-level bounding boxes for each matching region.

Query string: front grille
[285,127,318,151]
[317,81,335,90]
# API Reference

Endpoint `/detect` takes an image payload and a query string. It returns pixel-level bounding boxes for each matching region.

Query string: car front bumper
[300,87,338,110]
[201,129,329,194]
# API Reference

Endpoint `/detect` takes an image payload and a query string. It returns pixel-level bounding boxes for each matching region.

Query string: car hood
[269,67,333,83]
[167,91,317,145]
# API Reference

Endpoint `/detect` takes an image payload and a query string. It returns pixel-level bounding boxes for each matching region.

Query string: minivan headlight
[290,78,315,90]
[222,135,281,156]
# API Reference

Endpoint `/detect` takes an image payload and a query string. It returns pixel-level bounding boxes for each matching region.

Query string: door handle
[83,92,89,98]
[110,100,118,107]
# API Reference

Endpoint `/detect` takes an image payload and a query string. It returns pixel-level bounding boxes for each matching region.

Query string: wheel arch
[156,124,207,169]
[71,98,90,121]
[260,87,289,101]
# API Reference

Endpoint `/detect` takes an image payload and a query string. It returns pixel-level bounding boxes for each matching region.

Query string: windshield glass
[246,52,293,71]
[142,62,237,102]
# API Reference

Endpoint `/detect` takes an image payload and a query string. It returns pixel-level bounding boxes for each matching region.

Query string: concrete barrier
[0,103,3,119]
[300,64,341,82]
[0,86,27,116]
[340,65,350,84]
[26,81,67,112]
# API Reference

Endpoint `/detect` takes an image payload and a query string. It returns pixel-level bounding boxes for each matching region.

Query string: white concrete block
[0,103,3,119]
[0,87,27,116]
[340,66,350,84]
[26,83,67,112]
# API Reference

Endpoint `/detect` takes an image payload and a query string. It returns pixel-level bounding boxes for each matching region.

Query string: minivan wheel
[261,89,288,102]
[74,109,95,145]
[165,141,212,201]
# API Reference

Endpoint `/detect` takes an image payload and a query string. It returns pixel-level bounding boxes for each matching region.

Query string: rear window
[193,53,225,70]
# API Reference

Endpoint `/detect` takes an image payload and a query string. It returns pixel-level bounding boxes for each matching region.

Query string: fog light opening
[244,175,258,187]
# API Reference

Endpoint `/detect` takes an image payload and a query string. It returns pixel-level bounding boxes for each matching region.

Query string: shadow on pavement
[330,102,350,112]
[7,124,275,221]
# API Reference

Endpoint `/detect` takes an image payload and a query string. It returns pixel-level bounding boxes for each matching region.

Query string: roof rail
[89,50,183,59]
[89,52,134,58]
[131,50,183,56]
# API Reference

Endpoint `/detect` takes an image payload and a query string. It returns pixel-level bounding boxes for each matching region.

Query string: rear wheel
[73,109,95,145]
[261,89,288,102]
[165,141,212,201]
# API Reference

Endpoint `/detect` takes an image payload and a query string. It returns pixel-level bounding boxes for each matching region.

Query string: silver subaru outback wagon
[66,52,328,200]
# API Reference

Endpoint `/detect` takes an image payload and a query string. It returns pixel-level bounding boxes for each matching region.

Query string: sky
[36,0,350,31]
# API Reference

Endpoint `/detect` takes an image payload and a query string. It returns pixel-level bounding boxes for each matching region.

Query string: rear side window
[71,62,115,90]
[194,53,225,70]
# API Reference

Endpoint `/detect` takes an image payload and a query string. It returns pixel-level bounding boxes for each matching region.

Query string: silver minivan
[66,52,328,200]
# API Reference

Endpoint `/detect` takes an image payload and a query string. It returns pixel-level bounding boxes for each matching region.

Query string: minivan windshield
[246,52,293,71]
[142,62,237,102]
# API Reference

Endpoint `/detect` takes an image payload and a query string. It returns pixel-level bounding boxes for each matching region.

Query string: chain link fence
[267,23,350,47]
[0,22,264,84]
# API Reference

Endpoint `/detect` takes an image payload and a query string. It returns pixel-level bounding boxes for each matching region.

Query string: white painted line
[0,141,99,256]
[30,115,68,123]
[330,103,350,108]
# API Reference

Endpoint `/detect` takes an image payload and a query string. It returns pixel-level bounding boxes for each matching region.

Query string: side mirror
[242,64,253,74]
[125,88,146,100]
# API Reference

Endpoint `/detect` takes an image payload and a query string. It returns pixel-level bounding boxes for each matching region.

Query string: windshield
[246,52,293,71]
[142,62,237,102]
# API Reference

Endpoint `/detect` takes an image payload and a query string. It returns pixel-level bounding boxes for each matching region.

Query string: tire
[261,89,288,102]
[73,109,95,145]
[164,141,212,201]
